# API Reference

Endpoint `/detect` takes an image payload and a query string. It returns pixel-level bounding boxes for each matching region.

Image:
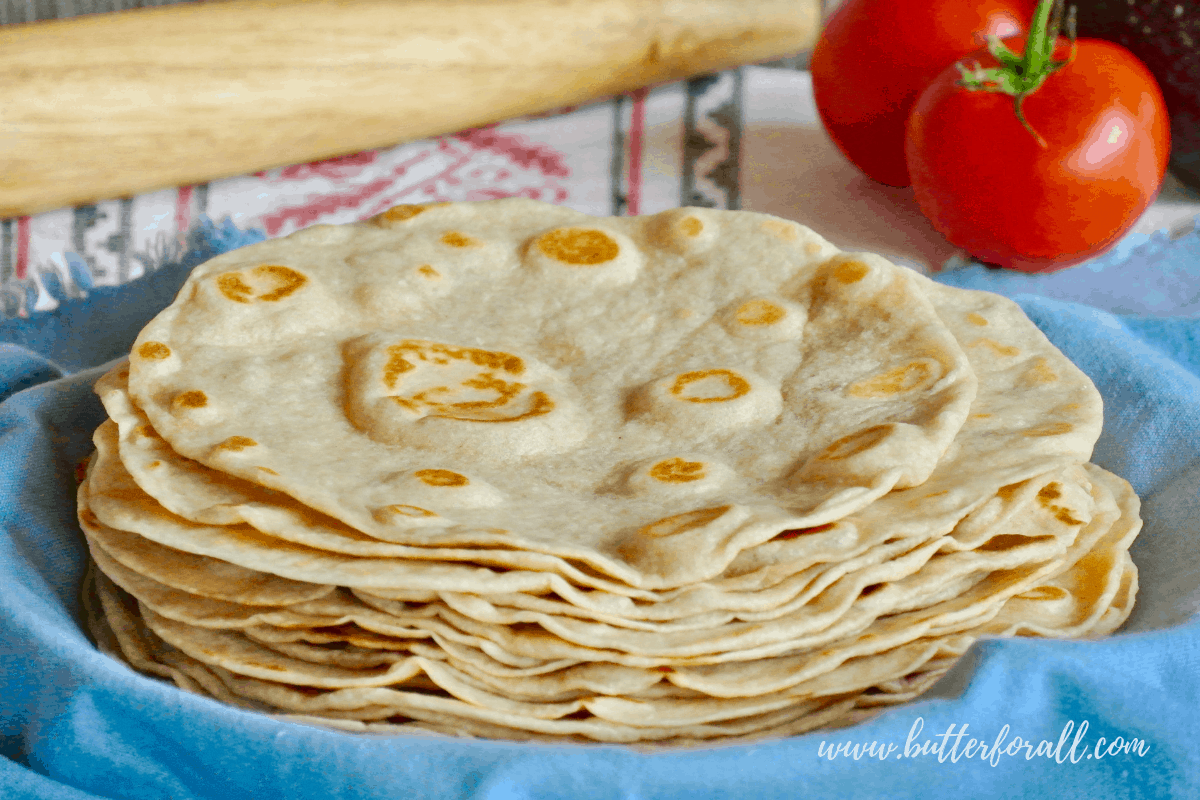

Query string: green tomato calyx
[955,0,1076,147]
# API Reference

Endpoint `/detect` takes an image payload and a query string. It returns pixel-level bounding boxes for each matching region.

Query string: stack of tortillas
[79,199,1142,745]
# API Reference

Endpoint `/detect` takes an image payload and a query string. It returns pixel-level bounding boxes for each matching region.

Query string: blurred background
[1,0,1195,320]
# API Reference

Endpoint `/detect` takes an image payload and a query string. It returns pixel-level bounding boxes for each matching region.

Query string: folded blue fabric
[0,218,266,373]
[2,223,1198,799]
[937,222,1200,314]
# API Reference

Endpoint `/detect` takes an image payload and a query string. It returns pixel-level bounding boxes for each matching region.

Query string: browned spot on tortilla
[735,299,786,326]
[256,266,307,301]
[761,219,799,241]
[378,341,555,423]
[1033,482,1085,526]
[217,436,258,452]
[137,342,171,360]
[832,260,869,284]
[670,369,751,403]
[535,228,620,265]
[819,425,891,461]
[217,265,307,303]
[847,361,937,398]
[173,391,208,409]
[371,203,446,225]
[1037,483,1063,503]
[1025,422,1073,437]
[639,506,730,538]
[441,231,478,248]
[415,469,469,488]
[1054,508,1083,525]
[1016,585,1070,602]
[383,341,525,389]
[971,338,1021,357]
[649,458,706,483]
[216,273,254,303]
[383,504,438,518]
[379,204,428,222]
[1019,357,1059,387]
[997,481,1029,501]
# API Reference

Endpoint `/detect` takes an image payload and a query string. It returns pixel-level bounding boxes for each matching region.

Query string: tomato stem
[1024,0,1054,76]
[955,0,1077,148]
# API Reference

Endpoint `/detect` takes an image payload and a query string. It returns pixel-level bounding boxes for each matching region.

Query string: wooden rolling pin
[0,0,820,218]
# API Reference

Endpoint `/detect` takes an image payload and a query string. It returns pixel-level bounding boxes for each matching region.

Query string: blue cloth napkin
[2,221,1199,799]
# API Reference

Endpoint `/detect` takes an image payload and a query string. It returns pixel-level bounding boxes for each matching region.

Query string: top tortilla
[126,200,978,589]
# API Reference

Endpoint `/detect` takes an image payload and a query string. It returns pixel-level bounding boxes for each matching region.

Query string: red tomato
[811,0,1038,187]
[905,36,1170,273]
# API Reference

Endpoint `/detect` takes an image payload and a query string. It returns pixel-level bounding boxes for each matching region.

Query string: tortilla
[78,201,1139,745]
